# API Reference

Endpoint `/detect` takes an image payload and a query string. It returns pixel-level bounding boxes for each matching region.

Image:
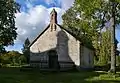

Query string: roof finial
[50,8,57,31]
[50,8,57,23]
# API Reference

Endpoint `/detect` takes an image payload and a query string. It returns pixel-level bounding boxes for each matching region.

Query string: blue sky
[6,0,74,52]
[16,0,61,12]
[6,0,120,52]
[116,29,120,41]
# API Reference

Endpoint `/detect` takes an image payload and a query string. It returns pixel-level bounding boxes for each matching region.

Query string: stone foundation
[30,61,75,70]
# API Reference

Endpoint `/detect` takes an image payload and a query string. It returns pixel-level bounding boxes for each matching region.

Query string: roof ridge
[29,24,50,47]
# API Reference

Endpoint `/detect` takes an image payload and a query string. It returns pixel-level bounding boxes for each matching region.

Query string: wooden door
[48,50,59,69]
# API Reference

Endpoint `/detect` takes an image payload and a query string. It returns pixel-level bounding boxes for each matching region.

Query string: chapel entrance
[48,50,59,69]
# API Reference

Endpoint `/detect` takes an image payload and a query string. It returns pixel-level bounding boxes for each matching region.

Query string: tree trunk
[109,1,116,74]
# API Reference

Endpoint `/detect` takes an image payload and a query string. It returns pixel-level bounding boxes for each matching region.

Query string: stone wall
[80,45,94,68]
[30,25,80,68]
[30,24,94,69]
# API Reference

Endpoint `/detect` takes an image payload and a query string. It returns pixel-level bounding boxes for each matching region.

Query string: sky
[6,0,120,52]
[6,0,74,53]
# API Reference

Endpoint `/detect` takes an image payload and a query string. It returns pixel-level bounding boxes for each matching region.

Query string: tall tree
[98,30,111,65]
[62,0,120,73]
[109,0,116,73]
[0,0,20,53]
[22,38,30,63]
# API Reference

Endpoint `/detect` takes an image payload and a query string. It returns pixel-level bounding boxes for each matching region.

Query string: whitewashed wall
[30,24,94,68]
[80,45,94,68]
[30,25,80,68]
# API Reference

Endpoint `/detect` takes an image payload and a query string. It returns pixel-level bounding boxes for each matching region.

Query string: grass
[0,68,120,83]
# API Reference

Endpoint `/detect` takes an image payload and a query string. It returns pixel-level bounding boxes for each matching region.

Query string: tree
[18,55,26,65]
[109,1,116,73]
[98,30,111,65]
[22,38,30,63]
[62,7,96,49]
[62,0,120,73]
[0,51,25,66]
[0,0,20,53]
[7,51,21,65]
[94,30,118,66]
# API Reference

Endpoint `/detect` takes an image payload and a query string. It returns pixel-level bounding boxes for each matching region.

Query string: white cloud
[6,0,75,51]
[15,0,75,43]
[15,5,65,43]
[25,0,33,9]
[44,0,54,4]
[61,0,74,10]
[44,0,74,10]
[15,5,48,42]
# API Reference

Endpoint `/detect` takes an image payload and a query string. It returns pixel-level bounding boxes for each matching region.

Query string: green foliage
[116,56,120,66]
[0,0,20,53]
[62,7,96,49]
[18,55,26,65]
[22,38,30,63]
[0,51,26,66]
[98,30,111,65]
[62,0,120,73]
[75,0,120,25]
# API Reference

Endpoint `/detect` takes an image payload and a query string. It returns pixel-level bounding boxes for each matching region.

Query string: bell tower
[50,9,57,31]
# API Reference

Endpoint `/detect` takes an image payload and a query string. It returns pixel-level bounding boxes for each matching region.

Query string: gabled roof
[29,24,50,47]
[29,23,94,50]
[57,24,94,50]
[29,24,78,47]
[29,23,78,47]
[57,24,82,41]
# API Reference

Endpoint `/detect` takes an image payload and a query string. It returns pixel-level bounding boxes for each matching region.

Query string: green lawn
[0,68,120,83]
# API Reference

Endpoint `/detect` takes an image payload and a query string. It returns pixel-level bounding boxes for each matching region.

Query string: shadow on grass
[0,68,120,83]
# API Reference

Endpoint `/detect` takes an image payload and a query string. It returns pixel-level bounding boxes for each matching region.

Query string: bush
[0,51,27,67]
